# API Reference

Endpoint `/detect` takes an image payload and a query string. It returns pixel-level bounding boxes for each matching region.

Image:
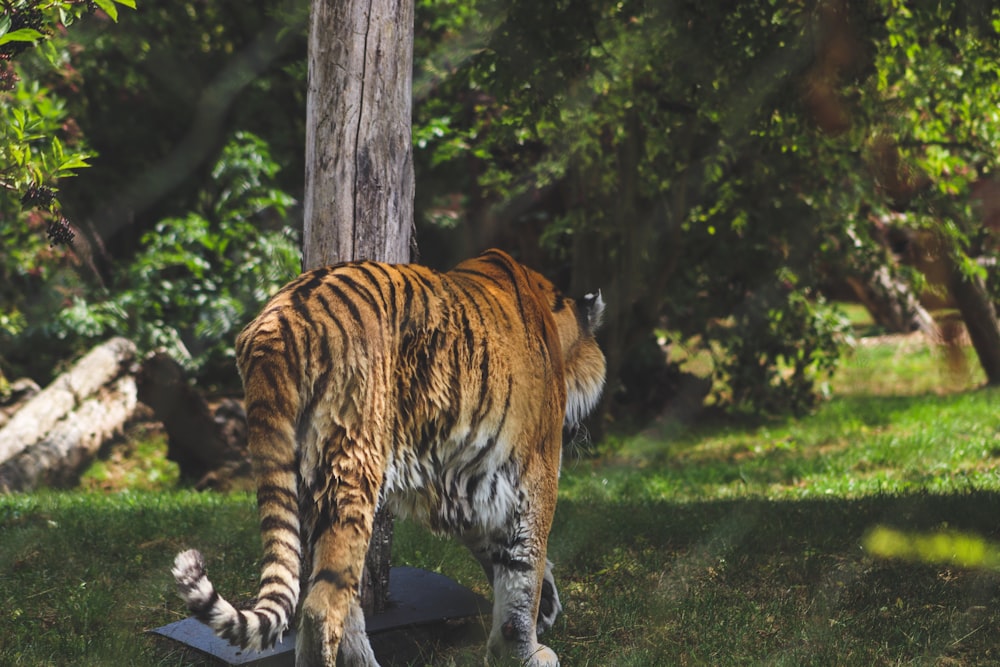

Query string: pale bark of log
[303,0,415,617]
[0,337,136,466]
[0,378,41,430]
[0,375,138,493]
[845,266,942,341]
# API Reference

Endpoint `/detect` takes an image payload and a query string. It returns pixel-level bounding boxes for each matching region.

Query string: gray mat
[150,566,490,666]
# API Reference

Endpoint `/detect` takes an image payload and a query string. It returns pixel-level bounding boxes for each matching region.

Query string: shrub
[53,131,300,386]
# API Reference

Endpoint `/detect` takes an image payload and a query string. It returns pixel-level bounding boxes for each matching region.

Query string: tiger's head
[528,273,607,428]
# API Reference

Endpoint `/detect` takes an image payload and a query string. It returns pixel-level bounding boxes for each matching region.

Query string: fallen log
[0,337,137,466]
[0,378,41,430]
[0,375,139,492]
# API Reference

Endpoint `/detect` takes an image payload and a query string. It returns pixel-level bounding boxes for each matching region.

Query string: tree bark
[304,0,415,616]
[844,265,941,340]
[0,337,136,466]
[304,0,414,269]
[0,375,138,493]
[0,378,41,430]
[946,253,1000,385]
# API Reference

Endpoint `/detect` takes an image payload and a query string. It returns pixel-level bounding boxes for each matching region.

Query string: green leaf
[58,155,92,172]
[0,29,44,46]
[93,0,119,22]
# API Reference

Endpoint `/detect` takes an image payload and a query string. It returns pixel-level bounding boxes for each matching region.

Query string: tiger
[171,248,606,666]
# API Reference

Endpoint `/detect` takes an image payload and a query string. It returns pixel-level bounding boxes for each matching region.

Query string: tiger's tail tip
[172,549,214,612]
[171,549,287,652]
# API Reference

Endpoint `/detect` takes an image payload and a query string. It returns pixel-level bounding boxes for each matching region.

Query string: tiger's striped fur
[172,249,606,666]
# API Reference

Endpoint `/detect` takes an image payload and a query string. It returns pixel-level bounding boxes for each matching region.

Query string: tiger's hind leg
[339,596,378,666]
[295,429,385,667]
[296,510,381,667]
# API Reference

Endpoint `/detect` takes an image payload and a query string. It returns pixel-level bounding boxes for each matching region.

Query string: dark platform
[151,566,491,666]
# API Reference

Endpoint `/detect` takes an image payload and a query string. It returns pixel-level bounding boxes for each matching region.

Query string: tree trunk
[0,375,138,493]
[844,266,940,340]
[946,253,1000,385]
[0,337,136,466]
[304,0,415,616]
[304,0,414,269]
[137,351,249,486]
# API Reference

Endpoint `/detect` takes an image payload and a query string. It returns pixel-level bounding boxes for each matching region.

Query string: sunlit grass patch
[567,383,1000,504]
[865,526,1000,570]
[834,334,986,396]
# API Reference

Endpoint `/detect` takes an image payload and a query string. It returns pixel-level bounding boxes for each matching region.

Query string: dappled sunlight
[865,526,1000,571]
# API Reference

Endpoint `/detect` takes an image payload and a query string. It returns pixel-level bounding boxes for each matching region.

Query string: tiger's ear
[581,290,605,334]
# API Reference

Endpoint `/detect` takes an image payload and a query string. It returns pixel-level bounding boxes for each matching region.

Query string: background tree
[858,2,1000,382]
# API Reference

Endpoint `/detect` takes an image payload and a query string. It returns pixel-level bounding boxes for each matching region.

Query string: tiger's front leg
[483,537,560,666]
[470,549,562,638]
[478,488,561,666]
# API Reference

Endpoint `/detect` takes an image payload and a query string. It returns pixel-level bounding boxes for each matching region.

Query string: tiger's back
[172,249,606,667]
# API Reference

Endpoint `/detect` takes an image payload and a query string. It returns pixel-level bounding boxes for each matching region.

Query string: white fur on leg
[487,564,561,667]
[536,559,562,636]
[337,597,379,667]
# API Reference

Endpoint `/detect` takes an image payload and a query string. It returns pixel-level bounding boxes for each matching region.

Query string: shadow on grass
[549,490,1000,666]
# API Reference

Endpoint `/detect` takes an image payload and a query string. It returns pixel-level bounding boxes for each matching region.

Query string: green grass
[2,334,999,665]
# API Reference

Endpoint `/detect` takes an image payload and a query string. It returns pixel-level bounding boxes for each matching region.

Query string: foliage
[0,0,136,227]
[0,0,135,377]
[411,0,849,416]
[412,0,1000,417]
[0,75,84,343]
[715,291,847,415]
[0,0,307,386]
[54,0,307,268]
[3,0,999,416]
[53,131,300,384]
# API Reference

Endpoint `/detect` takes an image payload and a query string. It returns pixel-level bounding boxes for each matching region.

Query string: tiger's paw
[483,645,559,667]
[527,644,559,667]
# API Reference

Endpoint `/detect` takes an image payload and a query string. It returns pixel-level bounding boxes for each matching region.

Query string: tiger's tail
[172,341,302,651]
